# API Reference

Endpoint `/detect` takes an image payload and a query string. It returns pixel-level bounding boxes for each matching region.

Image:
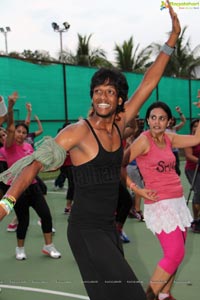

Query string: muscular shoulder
[55,119,89,151]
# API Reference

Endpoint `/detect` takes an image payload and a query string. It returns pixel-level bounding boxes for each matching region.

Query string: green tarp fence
[0,56,200,139]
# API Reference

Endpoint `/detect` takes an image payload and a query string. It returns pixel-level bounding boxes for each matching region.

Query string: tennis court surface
[0,162,199,299]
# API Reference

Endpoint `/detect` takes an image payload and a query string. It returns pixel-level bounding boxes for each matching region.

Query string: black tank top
[69,119,123,228]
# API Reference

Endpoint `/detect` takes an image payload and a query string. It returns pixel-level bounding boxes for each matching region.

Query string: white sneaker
[38,219,56,233]
[16,247,27,260]
[42,244,61,259]
[53,186,63,191]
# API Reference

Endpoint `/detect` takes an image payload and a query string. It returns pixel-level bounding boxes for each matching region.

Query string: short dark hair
[90,68,129,114]
[190,119,199,132]
[145,101,172,124]
[15,122,29,134]
[170,116,176,126]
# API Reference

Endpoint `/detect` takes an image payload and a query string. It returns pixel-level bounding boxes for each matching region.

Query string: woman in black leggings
[4,93,61,260]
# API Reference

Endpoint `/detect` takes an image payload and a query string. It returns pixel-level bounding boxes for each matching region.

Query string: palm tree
[148,26,200,79]
[62,33,113,67]
[114,37,152,73]
[76,34,92,66]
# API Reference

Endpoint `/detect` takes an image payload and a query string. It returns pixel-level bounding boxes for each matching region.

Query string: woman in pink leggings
[121,101,200,300]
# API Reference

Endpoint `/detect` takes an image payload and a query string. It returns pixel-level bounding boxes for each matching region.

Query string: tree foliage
[147,26,200,79]
[3,26,200,78]
[62,34,113,68]
[114,37,152,73]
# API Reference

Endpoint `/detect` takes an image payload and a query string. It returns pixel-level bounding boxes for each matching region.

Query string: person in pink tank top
[121,101,200,300]
[3,92,61,260]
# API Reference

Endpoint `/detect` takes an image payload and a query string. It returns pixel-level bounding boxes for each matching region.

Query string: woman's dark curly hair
[90,67,129,114]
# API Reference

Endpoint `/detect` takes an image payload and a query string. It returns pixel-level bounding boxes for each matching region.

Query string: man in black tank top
[0,3,181,299]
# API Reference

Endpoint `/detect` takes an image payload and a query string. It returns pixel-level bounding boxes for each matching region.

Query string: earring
[118,97,123,105]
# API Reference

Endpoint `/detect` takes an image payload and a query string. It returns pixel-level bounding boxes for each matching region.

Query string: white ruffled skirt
[144,196,193,235]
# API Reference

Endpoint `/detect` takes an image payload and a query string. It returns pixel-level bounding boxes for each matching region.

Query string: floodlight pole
[51,22,70,62]
[51,22,70,120]
[0,26,11,55]
[59,31,63,62]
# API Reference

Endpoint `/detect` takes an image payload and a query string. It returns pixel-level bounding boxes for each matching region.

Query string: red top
[185,142,200,171]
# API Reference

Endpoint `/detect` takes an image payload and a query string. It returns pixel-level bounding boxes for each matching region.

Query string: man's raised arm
[125,0,181,123]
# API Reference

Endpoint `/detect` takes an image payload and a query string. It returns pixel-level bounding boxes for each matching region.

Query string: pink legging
[156,227,187,275]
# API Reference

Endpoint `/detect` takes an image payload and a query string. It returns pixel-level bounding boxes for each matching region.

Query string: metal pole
[51,22,70,63]
[62,64,68,120]
[4,32,8,54]
[51,22,70,119]
[59,31,63,62]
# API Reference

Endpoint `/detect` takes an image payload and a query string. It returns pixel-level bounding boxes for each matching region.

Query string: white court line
[48,191,66,195]
[0,184,87,298]
[0,285,89,299]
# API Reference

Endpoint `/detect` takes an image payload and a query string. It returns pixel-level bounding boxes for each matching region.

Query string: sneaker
[64,207,71,214]
[128,208,137,219]
[7,223,18,232]
[38,219,56,233]
[53,185,64,191]
[191,219,200,233]
[16,247,27,260]
[136,210,144,222]
[119,230,130,243]
[129,209,144,221]
[52,227,56,233]
[42,244,61,258]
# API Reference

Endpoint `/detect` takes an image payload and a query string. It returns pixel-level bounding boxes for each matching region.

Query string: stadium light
[51,22,70,62]
[0,26,11,54]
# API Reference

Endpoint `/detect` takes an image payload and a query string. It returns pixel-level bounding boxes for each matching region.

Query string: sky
[0,0,199,62]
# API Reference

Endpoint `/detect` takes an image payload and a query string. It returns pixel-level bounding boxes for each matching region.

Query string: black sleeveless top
[69,119,123,228]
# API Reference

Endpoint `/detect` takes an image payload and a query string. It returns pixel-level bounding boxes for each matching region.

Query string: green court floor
[0,161,199,300]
